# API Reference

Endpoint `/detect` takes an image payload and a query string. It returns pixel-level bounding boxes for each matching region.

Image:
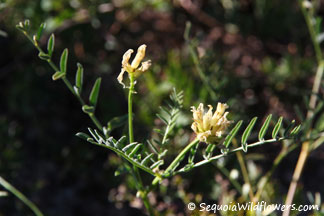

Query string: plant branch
[0,176,44,216]
[152,138,199,185]
[22,32,103,131]
[127,74,154,216]
[232,139,254,201]
[284,2,324,215]
[128,74,135,143]
[178,138,286,172]
[184,22,217,100]
[254,143,298,202]
[213,162,243,195]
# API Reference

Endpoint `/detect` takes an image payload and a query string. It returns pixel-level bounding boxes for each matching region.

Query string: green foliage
[8,0,324,214]
[81,113,301,180]
[74,63,84,95]
[47,34,54,58]
[170,115,301,175]
[105,115,128,135]
[36,22,46,41]
[148,89,184,159]
[224,120,243,148]
[272,116,283,139]
[259,114,272,141]
[241,117,258,152]
[89,78,101,108]
[77,131,160,177]
[82,105,95,114]
[52,71,65,81]
[59,48,68,74]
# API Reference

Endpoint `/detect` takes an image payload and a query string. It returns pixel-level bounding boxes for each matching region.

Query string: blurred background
[0,0,323,215]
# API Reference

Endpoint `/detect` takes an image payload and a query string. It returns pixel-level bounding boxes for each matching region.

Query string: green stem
[300,0,322,63]
[235,149,254,201]
[152,138,199,186]
[88,114,103,132]
[127,74,154,216]
[0,176,43,216]
[232,139,254,201]
[184,23,217,101]
[21,25,152,214]
[128,74,135,143]
[254,144,297,202]
[188,42,217,100]
[284,3,324,215]
[141,191,155,216]
[213,162,242,195]
[23,33,103,131]
[178,138,285,172]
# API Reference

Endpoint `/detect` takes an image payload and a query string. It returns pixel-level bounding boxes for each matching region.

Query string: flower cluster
[191,103,232,143]
[117,44,151,87]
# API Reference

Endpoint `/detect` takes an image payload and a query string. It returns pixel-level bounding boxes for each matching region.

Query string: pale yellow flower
[191,103,232,143]
[117,44,151,87]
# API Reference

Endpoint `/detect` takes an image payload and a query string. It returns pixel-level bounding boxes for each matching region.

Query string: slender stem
[128,74,135,143]
[233,139,254,201]
[307,62,324,119]
[284,2,324,214]
[152,139,200,185]
[236,151,254,200]
[187,42,217,101]
[299,0,322,63]
[141,191,155,216]
[21,25,153,214]
[284,142,310,216]
[88,114,103,132]
[0,176,43,216]
[161,108,176,145]
[127,74,154,216]
[178,138,285,171]
[184,23,217,101]
[152,138,285,187]
[254,143,298,202]
[22,32,103,131]
[213,162,243,195]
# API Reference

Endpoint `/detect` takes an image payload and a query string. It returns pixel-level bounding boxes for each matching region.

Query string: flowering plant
[8,2,324,214]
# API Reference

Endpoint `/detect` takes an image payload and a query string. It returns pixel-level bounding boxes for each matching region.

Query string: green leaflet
[75,132,91,140]
[258,114,272,141]
[284,120,296,137]
[128,144,142,157]
[38,52,50,61]
[290,125,301,136]
[75,63,84,94]
[224,120,243,148]
[82,105,95,114]
[60,48,68,74]
[241,117,257,145]
[52,71,65,81]
[272,117,283,139]
[47,34,55,57]
[241,117,257,152]
[89,78,102,108]
[36,22,46,41]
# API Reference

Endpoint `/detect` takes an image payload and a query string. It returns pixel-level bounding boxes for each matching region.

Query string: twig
[184,22,218,101]
[213,162,243,195]
[0,176,43,216]
[254,143,298,202]
[284,1,324,215]
[233,139,254,201]
[21,31,103,131]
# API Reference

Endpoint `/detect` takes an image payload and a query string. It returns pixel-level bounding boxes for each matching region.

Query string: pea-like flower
[191,103,232,143]
[117,44,151,87]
